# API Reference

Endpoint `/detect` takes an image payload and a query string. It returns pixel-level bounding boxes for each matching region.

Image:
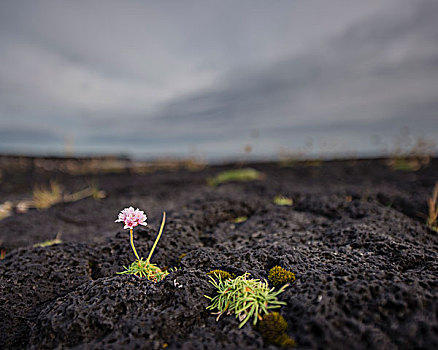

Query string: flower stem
[129,228,140,260]
[146,211,166,263]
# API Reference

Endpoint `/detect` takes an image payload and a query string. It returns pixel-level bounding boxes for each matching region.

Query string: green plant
[233,216,248,223]
[207,168,264,187]
[206,270,234,280]
[427,182,438,232]
[118,258,169,282]
[273,195,293,206]
[268,266,295,287]
[0,249,5,260]
[33,232,62,248]
[115,207,169,282]
[388,157,421,171]
[205,272,288,328]
[256,312,296,348]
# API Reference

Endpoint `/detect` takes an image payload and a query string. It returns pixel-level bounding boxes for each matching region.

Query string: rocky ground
[0,157,437,349]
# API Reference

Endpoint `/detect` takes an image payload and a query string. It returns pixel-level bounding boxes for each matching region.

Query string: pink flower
[115,207,147,230]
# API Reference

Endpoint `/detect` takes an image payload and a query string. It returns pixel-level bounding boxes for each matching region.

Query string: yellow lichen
[256,312,296,348]
[268,266,295,287]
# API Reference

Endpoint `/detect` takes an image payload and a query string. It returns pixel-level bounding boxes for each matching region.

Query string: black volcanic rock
[0,158,437,349]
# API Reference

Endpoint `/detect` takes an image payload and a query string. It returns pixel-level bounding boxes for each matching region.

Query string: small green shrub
[206,270,234,280]
[205,272,288,328]
[207,168,264,187]
[256,312,296,348]
[268,266,295,287]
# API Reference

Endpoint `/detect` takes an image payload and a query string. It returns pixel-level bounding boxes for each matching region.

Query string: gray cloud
[143,0,438,136]
[0,0,437,159]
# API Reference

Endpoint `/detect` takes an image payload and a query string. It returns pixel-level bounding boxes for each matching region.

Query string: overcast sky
[0,0,437,160]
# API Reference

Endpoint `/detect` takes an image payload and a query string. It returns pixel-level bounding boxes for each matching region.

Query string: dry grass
[0,201,13,220]
[32,181,105,210]
[33,181,63,209]
[63,185,106,202]
[427,182,438,231]
[0,182,106,219]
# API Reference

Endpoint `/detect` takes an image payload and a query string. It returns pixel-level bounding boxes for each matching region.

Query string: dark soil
[0,157,437,349]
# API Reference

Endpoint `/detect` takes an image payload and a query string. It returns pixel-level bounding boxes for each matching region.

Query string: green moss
[33,233,62,248]
[207,168,265,187]
[256,312,296,348]
[276,333,296,348]
[389,157,421,172]
[177,253,187,264]
[206,269,234,280]
[273,195,293,206]
[233,216,248,223]
[268,266,295,287]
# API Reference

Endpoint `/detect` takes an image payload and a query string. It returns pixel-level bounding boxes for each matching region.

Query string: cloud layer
[0,0,437,159]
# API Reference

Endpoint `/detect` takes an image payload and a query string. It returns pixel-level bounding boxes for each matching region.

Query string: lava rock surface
[0,158,437,349]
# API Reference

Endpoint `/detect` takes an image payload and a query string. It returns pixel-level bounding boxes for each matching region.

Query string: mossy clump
[256,312,296,348]
[268,266,295,287]
[207,269,234,280]
[273,195,293,206]
[388,157,421,172]
[207,168,265,187]
[233,216,248,224]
